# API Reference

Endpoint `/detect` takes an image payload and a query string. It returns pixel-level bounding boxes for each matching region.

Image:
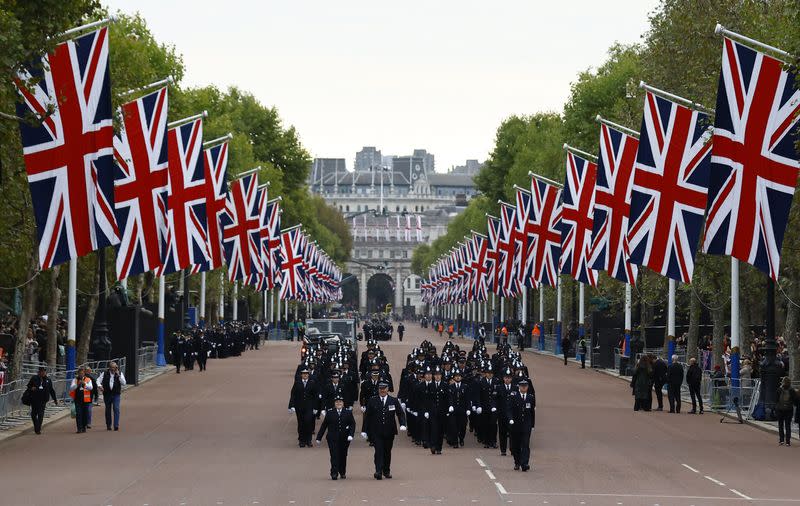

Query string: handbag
[70,402,76,418]
[21,389,32,406]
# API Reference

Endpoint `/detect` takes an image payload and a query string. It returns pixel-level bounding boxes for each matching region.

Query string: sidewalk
[522,342,783,436]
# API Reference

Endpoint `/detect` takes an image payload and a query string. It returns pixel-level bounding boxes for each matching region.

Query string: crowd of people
[0,313,68,368]
[169,320,263,373]
[286,320,539,481]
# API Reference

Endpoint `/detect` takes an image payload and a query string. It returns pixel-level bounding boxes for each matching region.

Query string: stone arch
[366,272,394,314]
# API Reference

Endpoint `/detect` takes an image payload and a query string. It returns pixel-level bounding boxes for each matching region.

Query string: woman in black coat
[630,356,653,412]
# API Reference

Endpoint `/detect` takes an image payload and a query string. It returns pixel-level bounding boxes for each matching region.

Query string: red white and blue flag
[515,188,537,288]
[559,151,598,286]
[470,233,489,302]
[280,227,306,300]
[486,216,501,294]
[702,38,800,280]
[112,87,169,279]
[222,173,262,282]
[247,186,270,290]
[15,27,119,269]
[589,124,639,284]
[529,177,562,287]
[627,91,712,283]
[497,203,521,297]
[266,200,283,289]
[193,142,229,273]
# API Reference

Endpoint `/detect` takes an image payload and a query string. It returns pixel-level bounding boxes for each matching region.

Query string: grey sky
[104,0,660,172]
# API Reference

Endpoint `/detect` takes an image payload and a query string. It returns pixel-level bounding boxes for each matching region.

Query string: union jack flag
[112,87,169,280]
[627,91,712,283]
[280,227,306,300]
[486,216,501,293]
[589,124,639,284]
[497,203,521,297]
[702,38,800,280]
[157,118,209,275]
[247,186,269,290]
[193,142,229,273]
[15,27,118,269]
[222,173,262,282]
[266,200,283,289]
[529,177,562,287]
[471,233,489,302]
[515,188,537,288]
[560,151,598,286]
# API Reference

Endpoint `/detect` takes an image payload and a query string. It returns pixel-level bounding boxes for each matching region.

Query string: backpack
[777,388,793,410]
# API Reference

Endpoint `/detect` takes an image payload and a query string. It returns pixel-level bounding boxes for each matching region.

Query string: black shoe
[459,439,465,447]
[436,450,442,455]
[521,465,530,472]
[374,473,382,480]
[689,410,696,414]
[340,474,346,480]
[501,452,507,456]
[114,427,119,431]
[107,426,112,431]
[514,464,520,470]
[299,442,305,447]
[431,448,436,454]
[35,430,41,435]
[668,410,675,413]
[86,425,91,429]
[383,473,392,479]
[331,475,338,480]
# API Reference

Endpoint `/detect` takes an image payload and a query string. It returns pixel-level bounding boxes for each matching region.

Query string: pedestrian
[26,366,58,435]
[288,367,320,447]
[652,356,668,411]
[315,395,355,480]
[686,358,704,414]
[506,378,535,472]
[397,323,405,342]
[447,323,454,339]
[667,356,683,413]
[84,366,99,429]
[97,361,126,431]
[630,356,652,412]
[500,325,508,345]
[438,322,444,338]
[477,324,486,345]
[561,334,570,366]
[361,381,406,480]
[777,376,797,446]
[69,367,93,433]
[171,333,184,374]
[426,367,448,454]
[517,325,525,352]
[578,338,588,369]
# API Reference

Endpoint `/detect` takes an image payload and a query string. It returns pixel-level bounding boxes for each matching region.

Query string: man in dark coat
[447,369,470,448]
[321,371,347,412]
[361,381,407,480]
[26,366,58,434]
[315,395,355,480]
[686,357,704,414]
[496,368,516,457]
[652,356,668,411]
[506,379,536,471]
[426,367,448,454]
[667,356,684,413]
[288,368,320,447]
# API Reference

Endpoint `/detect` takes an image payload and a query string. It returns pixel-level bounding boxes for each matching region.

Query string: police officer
[321,371,346,412]
[447,368,469,448]
[288,368,320,447]
[361,381,407,480]
[397,322,405,342]
[506,379,535,471]
[496,368,516,457]
[427,366,448,454]
[194,330,209,372]
[315,395,355,480]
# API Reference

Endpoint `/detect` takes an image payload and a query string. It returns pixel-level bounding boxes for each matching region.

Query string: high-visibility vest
[70,377,92,403]
[448,325,454,333]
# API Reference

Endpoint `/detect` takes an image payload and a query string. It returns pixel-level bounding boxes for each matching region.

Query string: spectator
[652,356,668,411]
[69,367,93,433]
[84,366,99,429]
[777,376,797,446]
[686,358,704,414]
[26,366,58,434]
[667,356,683,414]
[740,359,753,385]
[97,361,126,431]
[630,356,653,412]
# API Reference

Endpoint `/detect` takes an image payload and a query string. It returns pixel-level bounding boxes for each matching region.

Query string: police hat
[433,366,442,374]
[424,366,432,374]
[377,380,389,388]
[370,369,380,376]
[483,364,493,373]
[334,394,345,401]
[330,371,340,378]
[503,367,513,377]
[517,379,529,386]
[452,368,463,376]
[300,367,310,374]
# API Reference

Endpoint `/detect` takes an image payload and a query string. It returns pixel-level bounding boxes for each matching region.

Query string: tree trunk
[711,305,725,369]
[687,292,701,362]
[783,293,800,383]
[45,265,62,366]
[77,265,99,365]
[10,254,39,382]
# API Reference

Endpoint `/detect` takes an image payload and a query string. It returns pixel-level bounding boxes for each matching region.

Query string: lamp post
[91,248,112,361]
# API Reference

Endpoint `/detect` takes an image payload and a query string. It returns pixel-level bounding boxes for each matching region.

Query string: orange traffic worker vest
[438,324,443,332]
[448,325,454,333]
[70,377,92,403]
[532,325,541,337]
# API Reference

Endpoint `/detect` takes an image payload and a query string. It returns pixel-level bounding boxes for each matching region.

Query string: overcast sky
[104,0,660,172]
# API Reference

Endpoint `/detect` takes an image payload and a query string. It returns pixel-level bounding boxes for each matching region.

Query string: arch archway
[340,272,359,311]
[366,273,394,314]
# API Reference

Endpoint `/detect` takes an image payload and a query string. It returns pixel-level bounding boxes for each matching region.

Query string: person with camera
[69,367,93,433]
[97,361,126,431]
[25,366,58,434]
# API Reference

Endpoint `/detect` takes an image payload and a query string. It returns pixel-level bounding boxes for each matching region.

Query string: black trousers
[667,384,681,413]
[373,435,394,474]
[327,437,350,476]
[481,410,497,445]
[563,351,569,365]
[654,382,665,409]
[447,412,467,445]
[429,413,445,451]
[498,416,510,453]
[296,409,315,443]
[689,383,703,411]
[510,427,532,466]
[197,357,207,371]
[30,402,46,432]
[75,401,89,431]
[778,410,792,443]
[580,354,586,368]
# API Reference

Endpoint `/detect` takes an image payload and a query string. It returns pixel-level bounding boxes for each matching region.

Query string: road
[1,324,797,506]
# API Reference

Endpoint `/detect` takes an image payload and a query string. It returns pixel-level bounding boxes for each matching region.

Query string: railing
[542,335,557,354]
[137,344,161,381]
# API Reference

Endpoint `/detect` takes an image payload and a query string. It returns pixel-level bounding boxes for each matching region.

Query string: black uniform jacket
[317,408,356,441]
[361,394,407,438]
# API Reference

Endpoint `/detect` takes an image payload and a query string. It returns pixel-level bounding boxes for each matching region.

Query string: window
[346,205,350,212]
[357,205,361,212]
[402,250,408,259]
[406,297,411,306]
[395,206,399,212]
[415,279,420,289]
[367,250,372,258]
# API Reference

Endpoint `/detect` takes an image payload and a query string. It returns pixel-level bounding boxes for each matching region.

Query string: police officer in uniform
[315,395,355,480]
[288,368,320,447]
[506,379,535,471]
[496,368,516,456]
[447,368,469,448]
[361,381,407,480]
[321,371,346,412]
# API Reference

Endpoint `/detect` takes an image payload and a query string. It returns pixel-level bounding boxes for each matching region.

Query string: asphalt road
[1,324,798,506]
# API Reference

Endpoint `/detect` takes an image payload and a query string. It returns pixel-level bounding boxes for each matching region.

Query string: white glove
[400,402,406,409]
[424,412,430,419]
[360,406,366,413]
[448,406,454,413]
[531,427,534,432]
[347,436,354,441]
[466,410,471,416]
[360,432,368,439]
[312,409,318,415]
[315,439,321,446]
[289,408,295,414]
[509,419,514,425]
[399,425,407,431]
[476,407,483,414]
[491,407,496,413]
[320,410,326,417]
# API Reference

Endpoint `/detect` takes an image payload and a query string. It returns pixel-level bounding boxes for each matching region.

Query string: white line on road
[476,458,486,467]
[495,482,508,495]
[729,489,753,500]
[682,463,700,473]
[704,475,727,487]
[504,492,800,501]
[485,469,496,480]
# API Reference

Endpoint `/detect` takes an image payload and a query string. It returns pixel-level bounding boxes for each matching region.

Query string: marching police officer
[315,395,355,480]
[288,368,320,447]
[361,381,407,480]
[321,371,346,412]
[447,368,469,448]
[496,368,516,456]
[506,378,535,471]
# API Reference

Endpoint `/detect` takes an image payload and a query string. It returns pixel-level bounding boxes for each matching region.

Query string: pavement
[1,326,798,506]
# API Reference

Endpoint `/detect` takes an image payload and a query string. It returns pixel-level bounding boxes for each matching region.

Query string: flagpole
[157,276,166,366]
[730,258,741,389]
[58,16,115,39]
[624,283,632,368]
[219,271,225,322]
[667,278,676,364]
[119,76,173,98]
[539,287,545,350]
[491,292,496,338]
[555,276,563,356]
[66,260,77,376]
[578,282,585,343]
[232,281,238,321]
[521,288,527,326]
[203,133,233,149]
[715,23,793,60]
[500,296,505,326]
[199,272,206,328]
[639,82,715,115]
[167,111,208,129]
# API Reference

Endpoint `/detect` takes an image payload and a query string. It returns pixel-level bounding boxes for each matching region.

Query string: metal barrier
[542,335,557,354]
[137,344,161,381]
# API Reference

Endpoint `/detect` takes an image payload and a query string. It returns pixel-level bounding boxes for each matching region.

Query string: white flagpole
[521,288,528,325]
[731,258,741,385]
[500,296,505,324]
[219,271,225,321]
[67,260,77,371]
[539,287,544,325]
[667,278,676,364]
[157,275,166,365]
[232,281,238,321]
[556,277,562,354]
[624,283,632,359]
[199,272,206,327]
[263,290,267,321]
[579,282,585,338]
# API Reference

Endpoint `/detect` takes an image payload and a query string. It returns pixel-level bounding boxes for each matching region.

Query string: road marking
[503,492,800,502]
[704,475,726,487]
[682,463,700,473]
[485,469,496,480]
[729,489,753,500]
[476,458,486,467]
[495,482,508,494]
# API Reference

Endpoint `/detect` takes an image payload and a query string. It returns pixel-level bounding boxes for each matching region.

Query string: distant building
[354,146,382,172]
[310,158,347,193]
[450,159,483,176]
[412,149,435,173]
